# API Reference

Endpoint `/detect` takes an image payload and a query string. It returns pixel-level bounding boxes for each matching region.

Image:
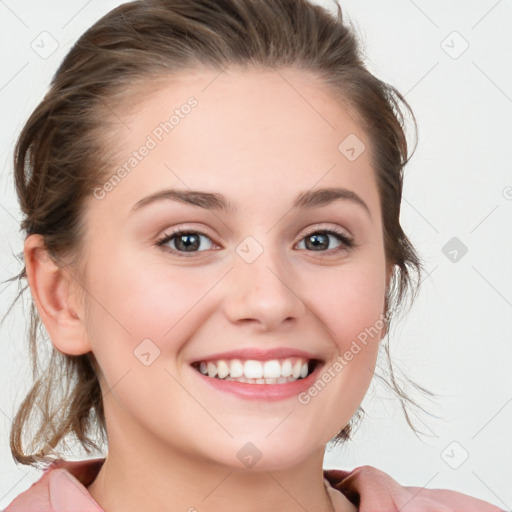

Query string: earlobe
[24,234,92,356]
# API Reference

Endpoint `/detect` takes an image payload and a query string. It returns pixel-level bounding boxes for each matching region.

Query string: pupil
[177,234,199,251]
[306,233,328,251]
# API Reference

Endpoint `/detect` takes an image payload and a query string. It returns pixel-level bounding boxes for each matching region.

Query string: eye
[156,230,217,256]
[296,229,354,253]
[156,227,354,257]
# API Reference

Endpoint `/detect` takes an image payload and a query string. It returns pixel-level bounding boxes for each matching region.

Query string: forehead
[94,66,379,217]
[118,65,366,144]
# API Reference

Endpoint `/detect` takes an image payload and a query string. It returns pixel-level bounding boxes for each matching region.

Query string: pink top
[4,458,503,511]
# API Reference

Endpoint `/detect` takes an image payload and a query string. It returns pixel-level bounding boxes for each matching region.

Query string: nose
[222,245,307,331]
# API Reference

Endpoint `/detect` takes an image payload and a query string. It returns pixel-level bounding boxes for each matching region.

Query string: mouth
[190,357,320,385]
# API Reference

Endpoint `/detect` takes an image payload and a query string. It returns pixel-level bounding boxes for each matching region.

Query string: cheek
[298,261,386,429]
[82,258,223,424]
[83,244,230,379]
[313,261,387,349]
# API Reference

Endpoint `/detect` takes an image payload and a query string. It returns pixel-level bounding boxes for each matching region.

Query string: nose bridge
[223,236,306,329]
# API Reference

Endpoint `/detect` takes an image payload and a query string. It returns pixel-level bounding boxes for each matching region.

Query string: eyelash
[155,227,355,258]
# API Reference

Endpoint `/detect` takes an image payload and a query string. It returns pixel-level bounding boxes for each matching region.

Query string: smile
[191,357,318,384]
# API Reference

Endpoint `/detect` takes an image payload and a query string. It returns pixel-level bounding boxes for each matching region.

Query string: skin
[25,67,391,512]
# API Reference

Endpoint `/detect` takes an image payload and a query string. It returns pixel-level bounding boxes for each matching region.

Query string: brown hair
[2,0,432,467]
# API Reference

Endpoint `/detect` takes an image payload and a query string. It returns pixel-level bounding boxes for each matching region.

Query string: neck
[86,395,357,512]
[87,428,354,512]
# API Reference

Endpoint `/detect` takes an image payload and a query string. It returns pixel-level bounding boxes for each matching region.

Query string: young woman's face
[78,67,389,470]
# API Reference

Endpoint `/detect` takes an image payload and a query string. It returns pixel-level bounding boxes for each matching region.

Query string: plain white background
[0,0,511,508]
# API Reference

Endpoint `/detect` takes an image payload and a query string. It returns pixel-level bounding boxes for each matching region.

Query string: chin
[202,432,324,473]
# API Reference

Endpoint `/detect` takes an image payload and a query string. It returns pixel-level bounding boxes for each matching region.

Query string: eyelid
[294,225,355,253]
[156,225,221,257]
[156,222,355,257]
[296,223,353,240]
[157,222,217,241]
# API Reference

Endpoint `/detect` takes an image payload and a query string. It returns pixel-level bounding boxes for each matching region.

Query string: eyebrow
[130,187,371,218]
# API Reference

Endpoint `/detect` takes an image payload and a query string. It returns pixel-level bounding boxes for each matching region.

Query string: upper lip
[190,347,323,364]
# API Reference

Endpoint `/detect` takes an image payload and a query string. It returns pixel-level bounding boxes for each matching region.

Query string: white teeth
[230,359,244,378]
[195,356,315,383]
[207,362,217,378]
[244,360,263,379]
[263,360,281,379]
[217,360,230,379]
[292,360,302,378]
[281,360,292,377]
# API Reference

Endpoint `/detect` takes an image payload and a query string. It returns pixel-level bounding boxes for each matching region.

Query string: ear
[24,234,92,356]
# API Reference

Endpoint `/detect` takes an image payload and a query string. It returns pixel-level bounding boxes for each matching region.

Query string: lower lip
[192,363,324,401]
